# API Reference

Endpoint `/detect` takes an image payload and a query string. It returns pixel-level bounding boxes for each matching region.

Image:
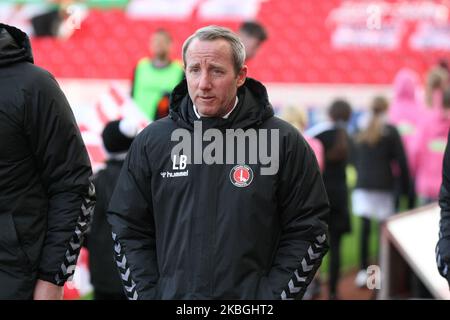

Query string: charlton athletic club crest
[230,165,254,187]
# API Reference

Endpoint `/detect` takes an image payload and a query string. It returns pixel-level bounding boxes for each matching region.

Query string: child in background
[351,96,409,287]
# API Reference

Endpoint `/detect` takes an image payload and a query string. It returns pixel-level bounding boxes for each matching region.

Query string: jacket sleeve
[107,134,158,300]
[25,71,95,285]
[82,173,102,249]
[263,130,330,300]
[437,131,450,284]
[390,126,410,195]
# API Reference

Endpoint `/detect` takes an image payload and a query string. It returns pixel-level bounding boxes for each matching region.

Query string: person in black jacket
[306,99,353,300]
[437,130,450,287]
[0,23,95,300]
[351,96,409,288]
[107,25,329,300]
[86,120,138,300]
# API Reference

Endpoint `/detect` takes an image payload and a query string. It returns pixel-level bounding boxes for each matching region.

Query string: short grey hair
[182,25,246,74]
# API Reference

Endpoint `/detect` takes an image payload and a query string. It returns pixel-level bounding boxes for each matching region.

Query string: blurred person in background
[238,21,268,61]
[307,99,353,300]
[154,92,171,120]
[436,130,450,288]
[0,23,95,300]
[439,59,449,75]
[413,88,450,205]
[425,64,448,111]
[0,2,36,35]
[281,106,324,171]
[31,0,87,38]
[131,29,184,121]
[86,119,138,300]
[388,68,424,210]
[351,96,409,288]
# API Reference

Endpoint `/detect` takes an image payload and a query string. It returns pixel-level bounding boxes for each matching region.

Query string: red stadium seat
[29,2,447,83]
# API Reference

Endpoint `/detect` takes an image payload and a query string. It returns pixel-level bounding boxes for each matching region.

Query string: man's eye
[213,69,224,75]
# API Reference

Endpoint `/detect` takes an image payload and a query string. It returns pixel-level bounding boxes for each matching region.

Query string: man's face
[239,33,262,61]
[185,39,247,118]
[150,32,171,59]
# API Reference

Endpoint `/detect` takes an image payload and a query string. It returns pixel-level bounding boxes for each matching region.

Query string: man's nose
[198,72,212,90]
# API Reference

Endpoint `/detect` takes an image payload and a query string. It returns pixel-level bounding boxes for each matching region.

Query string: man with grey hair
[107,25,329,300]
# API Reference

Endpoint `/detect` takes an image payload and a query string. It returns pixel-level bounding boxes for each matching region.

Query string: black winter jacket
[107,78,329,300]
[437,131,450,284]
[0,24,95,299]
[309,122,351,234]
[352,124,409,192]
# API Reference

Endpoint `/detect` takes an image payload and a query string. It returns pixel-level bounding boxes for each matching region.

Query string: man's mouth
[199,96,215,101]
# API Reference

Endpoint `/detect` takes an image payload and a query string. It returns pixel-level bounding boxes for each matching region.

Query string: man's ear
[236,65,248,87]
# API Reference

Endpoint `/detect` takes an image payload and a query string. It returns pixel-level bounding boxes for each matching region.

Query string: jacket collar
[169,77,274,131]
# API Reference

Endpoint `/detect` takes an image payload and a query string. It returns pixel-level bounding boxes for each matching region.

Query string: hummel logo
[160,170,189,178]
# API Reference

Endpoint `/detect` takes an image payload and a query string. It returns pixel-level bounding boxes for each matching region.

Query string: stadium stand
[27,0,448,83]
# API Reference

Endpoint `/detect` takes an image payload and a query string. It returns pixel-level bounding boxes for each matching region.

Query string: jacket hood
[393,68,418,102]
[0,23,34,67]
[389,68,425,124]
[169,77,274,131]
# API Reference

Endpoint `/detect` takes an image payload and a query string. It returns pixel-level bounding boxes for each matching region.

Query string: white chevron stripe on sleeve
[288,279,300,294]
[116,255,127,269]
[316,234,326,244]
[114,242,121,254]
[294,270,306,283]
[124,282,136,293]
[121,268,131,281]
[301,258,313,272]
[112,233,140,300]
[308,246,321,260]
[281,290,293,300]
[281,235,327,300]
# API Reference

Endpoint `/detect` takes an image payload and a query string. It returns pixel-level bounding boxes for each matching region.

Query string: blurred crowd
[0,0,88,39]
[291,60,450,299]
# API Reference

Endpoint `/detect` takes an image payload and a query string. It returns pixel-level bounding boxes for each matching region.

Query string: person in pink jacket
[280,106,324,171]
[388,68,426,208]
[389,68,425,174]
[413,88,450,204]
